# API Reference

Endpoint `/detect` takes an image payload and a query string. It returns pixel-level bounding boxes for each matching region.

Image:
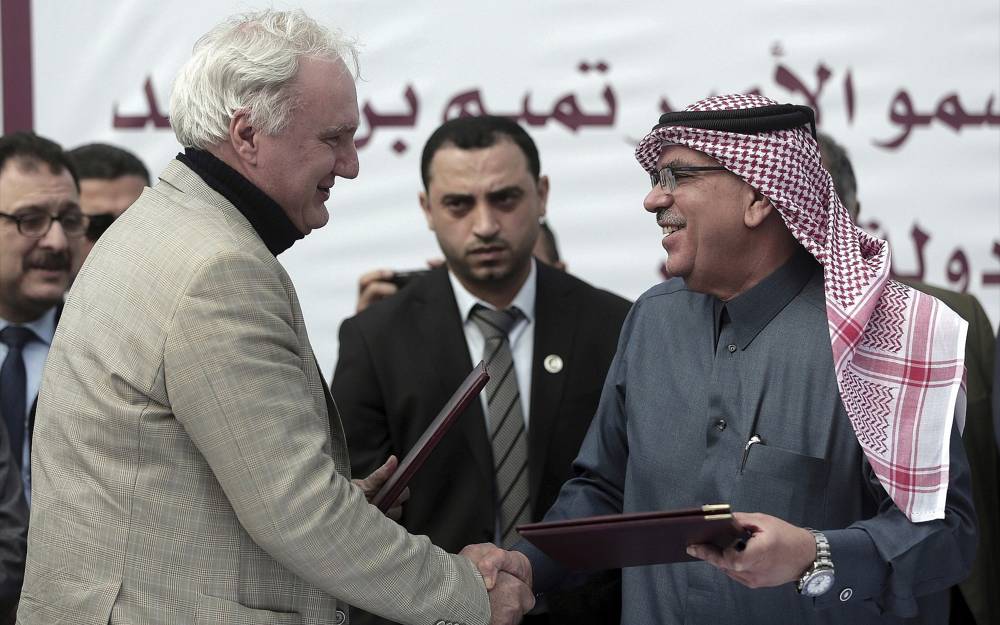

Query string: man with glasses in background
[0,131,83,620]
[66,143,149,274]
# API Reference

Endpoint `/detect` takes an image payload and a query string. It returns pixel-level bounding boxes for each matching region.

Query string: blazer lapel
[414,269,493,487]
[527,264,576,513]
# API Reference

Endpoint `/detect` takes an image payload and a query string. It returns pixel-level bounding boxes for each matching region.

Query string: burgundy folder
[517,504,748,571]
[371,361,489,512]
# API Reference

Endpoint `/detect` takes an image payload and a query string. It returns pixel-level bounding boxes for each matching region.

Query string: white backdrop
[14,0,1000,374]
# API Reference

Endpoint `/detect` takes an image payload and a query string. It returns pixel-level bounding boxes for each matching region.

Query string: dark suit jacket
[903,281,998,625]
[0,419,27,619]
[0,305,59,618]
[333,263,630,625]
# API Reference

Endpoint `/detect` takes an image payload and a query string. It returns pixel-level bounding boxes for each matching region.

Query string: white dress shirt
[448,259,537,429]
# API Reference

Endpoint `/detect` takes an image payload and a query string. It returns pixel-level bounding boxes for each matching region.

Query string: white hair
[169,9,360,149]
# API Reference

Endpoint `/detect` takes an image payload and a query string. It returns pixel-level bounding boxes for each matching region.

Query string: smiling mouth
[662,224,685,237]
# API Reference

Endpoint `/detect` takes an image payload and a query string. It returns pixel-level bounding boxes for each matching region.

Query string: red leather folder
[371,361,489,512]
[517,504,747,571]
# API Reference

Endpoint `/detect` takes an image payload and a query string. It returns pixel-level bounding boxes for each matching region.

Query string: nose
[471,203,500,240]
[337,143,360,180]
[643,186,672,214]
[39,219,70,250]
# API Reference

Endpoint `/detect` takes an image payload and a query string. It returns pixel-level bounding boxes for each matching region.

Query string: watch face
[805,570,835,597]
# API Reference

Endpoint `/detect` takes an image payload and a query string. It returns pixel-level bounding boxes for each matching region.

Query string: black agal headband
[653,103,817,138]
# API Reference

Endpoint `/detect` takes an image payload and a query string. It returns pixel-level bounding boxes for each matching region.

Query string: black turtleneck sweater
[177,148,303,256]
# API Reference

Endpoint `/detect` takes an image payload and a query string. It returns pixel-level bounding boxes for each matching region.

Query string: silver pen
[740,434,763,474]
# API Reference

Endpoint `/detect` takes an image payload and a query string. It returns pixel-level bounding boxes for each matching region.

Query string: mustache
[467,238,510,254]
[656,209,684,228]
[25,251,71,271]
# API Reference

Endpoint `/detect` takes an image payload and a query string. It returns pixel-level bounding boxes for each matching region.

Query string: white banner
[14,0,1000,374]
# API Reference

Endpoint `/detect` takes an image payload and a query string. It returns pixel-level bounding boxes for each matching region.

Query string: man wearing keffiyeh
[515,94,977,624]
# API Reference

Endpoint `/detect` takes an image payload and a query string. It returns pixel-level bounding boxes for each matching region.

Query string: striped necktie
[470,305,531,547]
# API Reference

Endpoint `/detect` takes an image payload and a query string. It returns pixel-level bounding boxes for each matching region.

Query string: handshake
[460,544,535,625]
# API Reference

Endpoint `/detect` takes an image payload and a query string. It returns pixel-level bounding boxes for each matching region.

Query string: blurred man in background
[67,143,149,273]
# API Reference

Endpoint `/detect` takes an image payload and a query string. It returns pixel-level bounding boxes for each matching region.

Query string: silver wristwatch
[797,529,835,597]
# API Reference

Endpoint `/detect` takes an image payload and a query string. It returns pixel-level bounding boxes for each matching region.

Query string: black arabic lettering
[355,85,419,150]
[877,90,1000,150]
[546,88,617,132]
[442,89,488,121]
[843,70,855,123]
[519,92,550,126]
[934,94,970,131]
[874,90,933,149]
[112,77,170,129]
[983,241,1000,286]
[986,94,1000,124]
[945,248,970,293]
[774,62,832,124]
[888,223,930,282]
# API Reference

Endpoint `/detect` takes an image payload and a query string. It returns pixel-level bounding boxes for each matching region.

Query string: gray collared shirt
[522,248,976,624]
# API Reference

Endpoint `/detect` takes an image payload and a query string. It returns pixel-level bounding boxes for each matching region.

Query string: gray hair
[169,9,360,149]
[816,132,858,219]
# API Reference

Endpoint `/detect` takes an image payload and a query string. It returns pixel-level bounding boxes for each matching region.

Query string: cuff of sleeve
[812,527,887,609]
[513,539,565,595]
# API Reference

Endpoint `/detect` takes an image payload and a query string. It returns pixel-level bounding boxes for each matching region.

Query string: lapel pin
[543,354,563,374]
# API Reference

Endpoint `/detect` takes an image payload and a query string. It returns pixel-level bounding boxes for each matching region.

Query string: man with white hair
[516,95,977,624]
[18,10,531,625]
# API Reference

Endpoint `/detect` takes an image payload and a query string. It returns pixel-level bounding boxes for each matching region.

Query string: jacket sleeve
[162,250,490,625]
[332,316,393,479]
[819,413,977,617]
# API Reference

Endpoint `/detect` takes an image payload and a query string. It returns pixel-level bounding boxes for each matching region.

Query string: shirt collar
[721,246,819,350]
[0,306,58,346]
[450,259,537,324]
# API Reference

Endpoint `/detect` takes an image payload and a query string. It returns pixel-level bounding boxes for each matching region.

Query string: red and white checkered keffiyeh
[635,94,967,522]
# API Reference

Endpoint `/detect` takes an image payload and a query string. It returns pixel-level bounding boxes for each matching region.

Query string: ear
[744,190,775,229]
[229,111,260,166]
[535,175,550,219]
[419,190,435,231]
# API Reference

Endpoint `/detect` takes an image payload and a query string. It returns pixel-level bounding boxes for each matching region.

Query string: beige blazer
[17,160,490,625]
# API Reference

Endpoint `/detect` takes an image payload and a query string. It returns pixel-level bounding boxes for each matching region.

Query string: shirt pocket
[731,443,830,528]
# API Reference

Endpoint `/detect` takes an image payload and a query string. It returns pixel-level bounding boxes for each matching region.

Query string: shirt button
[715,419,727,431]
[839,588,853,602]
[727,344,737,353]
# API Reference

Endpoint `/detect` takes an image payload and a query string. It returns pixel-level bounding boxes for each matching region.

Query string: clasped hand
[460,543,535,625]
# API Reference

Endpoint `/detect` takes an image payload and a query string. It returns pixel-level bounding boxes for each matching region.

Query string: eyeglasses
[650,165,728,192]
[85,213,118,242]
[0,210,90,238]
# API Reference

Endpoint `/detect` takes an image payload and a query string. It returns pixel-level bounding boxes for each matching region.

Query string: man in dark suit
[819,132,999,625]
[0,131,81,620]
[333,116,630,625]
